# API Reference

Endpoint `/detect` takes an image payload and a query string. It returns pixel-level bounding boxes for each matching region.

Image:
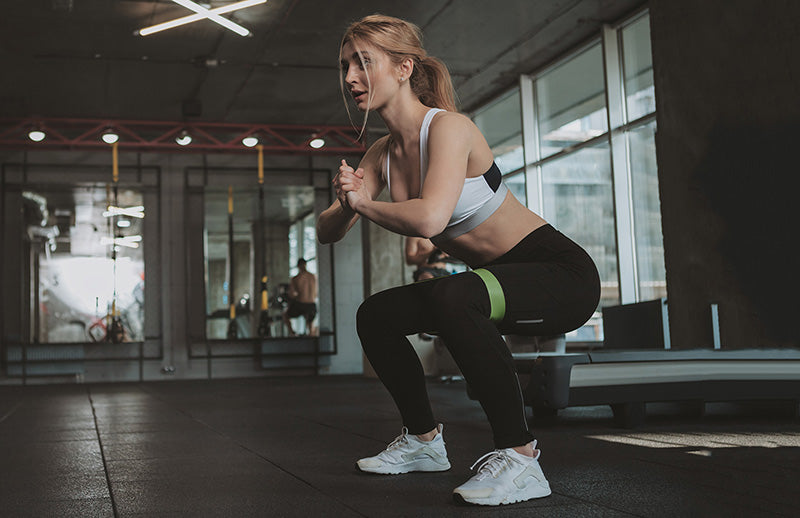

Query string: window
[536,45,607,158]
[491,9,664,342]
[621,15,656,121]
[473,88,524,175]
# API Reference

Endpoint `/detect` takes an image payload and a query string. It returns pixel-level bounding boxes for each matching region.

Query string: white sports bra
[384,108,508,245]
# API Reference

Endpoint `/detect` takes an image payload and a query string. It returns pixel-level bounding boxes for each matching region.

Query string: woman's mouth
[351,90,366,102]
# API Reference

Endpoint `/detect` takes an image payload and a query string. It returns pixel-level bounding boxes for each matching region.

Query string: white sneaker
[453,440,552,506]
[356,424,451,474]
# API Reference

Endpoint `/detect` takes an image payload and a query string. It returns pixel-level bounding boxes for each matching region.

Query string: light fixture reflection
[101,235,143,249]
[103,205,145,218]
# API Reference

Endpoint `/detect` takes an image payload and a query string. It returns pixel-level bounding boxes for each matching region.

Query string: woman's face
[340,40,399,111]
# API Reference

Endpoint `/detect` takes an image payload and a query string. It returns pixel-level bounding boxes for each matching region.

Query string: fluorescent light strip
[170,0,250,36]
[139,0,266,36]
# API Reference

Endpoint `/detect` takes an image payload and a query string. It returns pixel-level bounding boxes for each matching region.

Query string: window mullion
[519,74,543,215]
[603,23,638,303]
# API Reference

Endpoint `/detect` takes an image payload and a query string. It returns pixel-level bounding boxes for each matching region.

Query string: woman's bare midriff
[437,191,548,268]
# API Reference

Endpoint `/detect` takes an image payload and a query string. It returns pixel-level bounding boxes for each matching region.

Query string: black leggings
[356,225,600,448]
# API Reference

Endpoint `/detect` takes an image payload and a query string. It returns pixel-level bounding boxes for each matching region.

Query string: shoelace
[385,427,410,451]
[469,440,540,480]
[470,450,514,479]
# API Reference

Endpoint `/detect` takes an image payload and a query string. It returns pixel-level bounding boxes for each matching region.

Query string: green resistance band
[472,268,506,323]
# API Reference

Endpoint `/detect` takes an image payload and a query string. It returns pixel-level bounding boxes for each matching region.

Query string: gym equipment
[226,185,238,339]
[469,299,800,427]
[256,145,271,338]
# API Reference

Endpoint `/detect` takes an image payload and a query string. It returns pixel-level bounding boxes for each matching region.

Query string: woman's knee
[356,295,383,338]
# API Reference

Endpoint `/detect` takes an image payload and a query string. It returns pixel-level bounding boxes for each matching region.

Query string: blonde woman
[318,14,599,506]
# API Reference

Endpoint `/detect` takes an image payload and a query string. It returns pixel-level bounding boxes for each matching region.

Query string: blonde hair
[339,14,458,137]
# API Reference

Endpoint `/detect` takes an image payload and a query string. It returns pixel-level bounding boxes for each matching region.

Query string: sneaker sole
[356,459,451,475]
[453,482,551,506]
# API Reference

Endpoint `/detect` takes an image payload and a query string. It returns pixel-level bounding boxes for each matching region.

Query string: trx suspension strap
[471,268,506,323]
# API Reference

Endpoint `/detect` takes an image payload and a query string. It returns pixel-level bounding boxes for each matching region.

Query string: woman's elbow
[416,215,448,239]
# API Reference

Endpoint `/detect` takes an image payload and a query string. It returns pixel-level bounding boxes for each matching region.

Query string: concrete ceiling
[2,0,647,127]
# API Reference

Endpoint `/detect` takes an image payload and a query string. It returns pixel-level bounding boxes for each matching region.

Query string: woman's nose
[345,66,358,85]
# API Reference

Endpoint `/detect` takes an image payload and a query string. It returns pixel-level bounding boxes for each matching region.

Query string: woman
[317,14,600,506]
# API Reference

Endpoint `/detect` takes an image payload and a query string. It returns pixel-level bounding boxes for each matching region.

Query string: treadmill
[495,299,800,427]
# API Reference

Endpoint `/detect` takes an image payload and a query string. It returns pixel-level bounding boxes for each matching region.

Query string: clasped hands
[334,159,371,212]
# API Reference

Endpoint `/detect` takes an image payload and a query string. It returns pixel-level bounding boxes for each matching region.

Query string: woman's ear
[399,57,414,81]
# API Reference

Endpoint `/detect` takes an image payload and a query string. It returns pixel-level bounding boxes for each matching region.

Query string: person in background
[405,236,450,281]
[282,258,318,336]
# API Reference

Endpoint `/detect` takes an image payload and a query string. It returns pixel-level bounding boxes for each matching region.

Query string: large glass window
[536,44,607,158]
[503,172,526,205]
[620,13,664,302]
[541,142,617,340]
[491,9,663,342]
[621,14,656,120]
[628,121,664,300]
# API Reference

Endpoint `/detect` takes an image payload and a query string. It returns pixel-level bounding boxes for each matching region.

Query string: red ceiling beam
[0,117,366,155]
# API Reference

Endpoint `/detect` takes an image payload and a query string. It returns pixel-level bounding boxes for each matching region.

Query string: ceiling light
[175,131,192,146]
[169,0,252,37]
[309,137,325,149]
[242,136,259,147]
[117,220,131,228]
[101,130,119,144]
[28,129,46,142]
[138,0,266,36]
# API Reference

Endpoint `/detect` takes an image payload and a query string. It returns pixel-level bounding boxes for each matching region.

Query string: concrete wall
[650,0,800,348]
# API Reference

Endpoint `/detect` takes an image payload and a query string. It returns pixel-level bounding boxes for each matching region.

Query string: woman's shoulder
[429,110,477,136]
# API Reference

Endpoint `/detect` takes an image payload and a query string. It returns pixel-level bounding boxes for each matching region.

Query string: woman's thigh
[357,278,446,336]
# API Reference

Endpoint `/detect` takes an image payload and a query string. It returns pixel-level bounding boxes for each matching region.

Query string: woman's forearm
[317,203,359,243]
[355,197,448,238]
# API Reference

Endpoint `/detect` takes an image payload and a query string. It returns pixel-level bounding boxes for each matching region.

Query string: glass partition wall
[203,184,318,340]
[35,185,145,344]
[2,162,161,381]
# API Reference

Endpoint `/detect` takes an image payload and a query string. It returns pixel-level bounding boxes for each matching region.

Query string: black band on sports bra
[483,162,502,192]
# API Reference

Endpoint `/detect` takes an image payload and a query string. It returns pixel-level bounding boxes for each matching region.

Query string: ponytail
[412,55,458,112]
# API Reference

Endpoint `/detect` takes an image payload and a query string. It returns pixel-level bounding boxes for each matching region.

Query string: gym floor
[1,376,797,517]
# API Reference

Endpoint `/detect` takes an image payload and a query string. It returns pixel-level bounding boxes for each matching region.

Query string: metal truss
[0,117,366,155]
